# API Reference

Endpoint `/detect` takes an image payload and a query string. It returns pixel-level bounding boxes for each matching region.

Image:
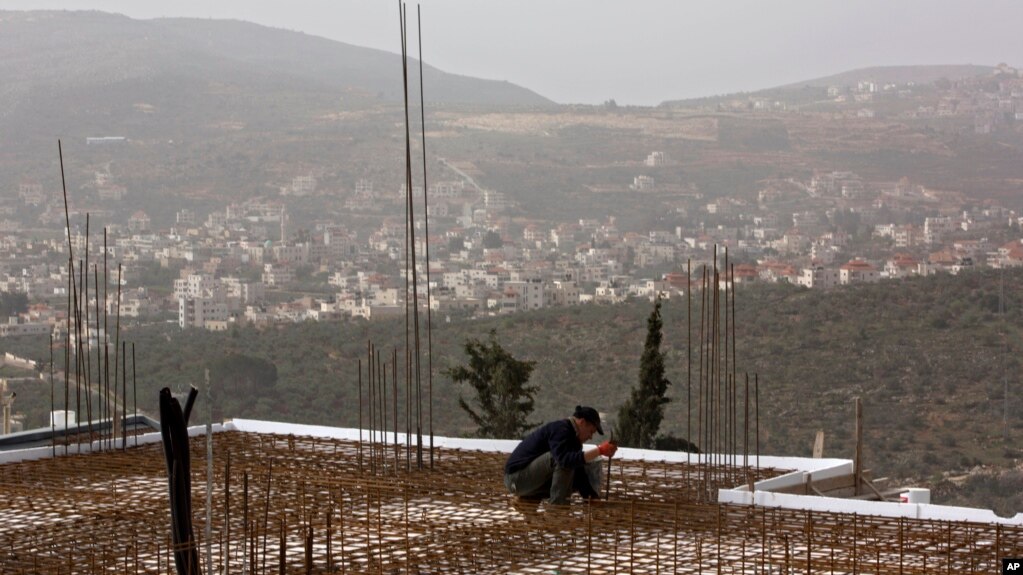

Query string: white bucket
[50,410,76,429]
[899,488,930,504]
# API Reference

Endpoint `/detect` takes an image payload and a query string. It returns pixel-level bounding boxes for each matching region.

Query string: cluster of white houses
[3,166,1023,334]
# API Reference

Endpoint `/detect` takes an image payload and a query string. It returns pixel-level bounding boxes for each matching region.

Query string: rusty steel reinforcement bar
[0,430,1020,574]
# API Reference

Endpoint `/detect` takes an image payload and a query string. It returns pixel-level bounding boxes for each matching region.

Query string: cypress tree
[616,297,671,448]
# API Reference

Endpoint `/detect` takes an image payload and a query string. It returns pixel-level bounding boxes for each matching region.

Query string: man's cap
[573,405,604,435]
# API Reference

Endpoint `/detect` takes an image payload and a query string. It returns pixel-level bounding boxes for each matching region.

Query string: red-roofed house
[992,240,1023,268]
[663,272,689,291]
[884,254,919,279]
[733,263,758,284]
[928,250,957,271]
[758,261,798,284]
[839,259,880,285]
[1007,249,1023,268]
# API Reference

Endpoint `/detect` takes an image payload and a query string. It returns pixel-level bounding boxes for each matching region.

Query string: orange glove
[598,440,617,458]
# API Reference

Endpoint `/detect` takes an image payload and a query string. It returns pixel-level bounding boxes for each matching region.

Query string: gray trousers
[504,452,604,505]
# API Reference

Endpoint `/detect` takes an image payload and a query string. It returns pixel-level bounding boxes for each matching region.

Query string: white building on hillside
[798,266,839,289]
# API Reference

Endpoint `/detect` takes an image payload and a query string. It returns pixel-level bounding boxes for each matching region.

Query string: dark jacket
[504,419,585,474]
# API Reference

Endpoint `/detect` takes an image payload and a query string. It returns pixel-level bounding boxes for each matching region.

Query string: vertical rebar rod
[372,339,380,470]
[84,218,92,445]
[673,502,679,570]
[250,518,257,575]
[132,343,137,447]
[403,2,425,471]
[114,263,122,450]
[224,453,230,575]
[98,268,110,444]
[64,256,71,454]
[380,348,387,472]
[326,498,333,572]
[586,503,592,573]
[744,373,750,471]
[58,140,76,453]
[712,248,719,480]
[756,373,760,470]
[687,259,692,469]
[120,341,125,449]
[723,247,729,471]
[728,260,735,471]
[699,263,707,493]
[374,339,378,466]
[75,261,82,451]
[716,254,723,478]
[399,2,423,471]
[417,5,435,469]
[243,472,249,575]
[278,517,286,574]
[406,347,411,470]
[357,358,363,473]
[49,334,55,457]
[396,0,411,469]
[397,0,415,472]
[339,491,347,575]
[261,459,273,575]
[375,344,381,472]
[205,368,213,571]
[102,343,108,444]
[377,348,382,469]
[709,249,715,474]
[103,228,109,441]
[58,139,76,321]
[629,500,636,570]
[393,348,399,471]
[709,260,715,479]
[731,262,738,469]
[365,483,372,568]
[729,263,735,472]
[368,341,375,475]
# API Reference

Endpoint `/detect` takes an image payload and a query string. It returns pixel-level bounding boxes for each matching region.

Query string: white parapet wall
[717,461,1023,526]
[718,487,1023,526]
[0,422,226,465]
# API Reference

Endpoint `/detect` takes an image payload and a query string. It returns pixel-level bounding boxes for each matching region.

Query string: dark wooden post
[159,386,201,575]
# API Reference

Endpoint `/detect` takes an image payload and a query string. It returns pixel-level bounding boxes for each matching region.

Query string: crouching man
[503,405,618,505]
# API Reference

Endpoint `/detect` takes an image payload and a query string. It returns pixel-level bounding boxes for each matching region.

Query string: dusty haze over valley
[0,5,1022,514]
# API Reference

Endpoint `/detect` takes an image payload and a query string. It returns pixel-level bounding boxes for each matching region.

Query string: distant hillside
[771,64,996,90]
[661,64,995,107]
[0,10,552,141]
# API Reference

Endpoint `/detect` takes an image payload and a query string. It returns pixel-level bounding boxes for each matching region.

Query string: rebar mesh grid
[0,430,1020,574]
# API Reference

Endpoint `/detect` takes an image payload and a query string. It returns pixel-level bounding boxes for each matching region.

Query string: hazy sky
[1,0,1021,105]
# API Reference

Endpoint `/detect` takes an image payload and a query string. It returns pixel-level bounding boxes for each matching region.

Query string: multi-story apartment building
[179,297,228,329]
[798,266,840,289]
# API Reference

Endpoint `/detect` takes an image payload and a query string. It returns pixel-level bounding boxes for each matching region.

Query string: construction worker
[504,405,618,505]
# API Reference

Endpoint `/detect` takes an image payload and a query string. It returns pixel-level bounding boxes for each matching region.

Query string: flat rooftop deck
[0,421,1020,574]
